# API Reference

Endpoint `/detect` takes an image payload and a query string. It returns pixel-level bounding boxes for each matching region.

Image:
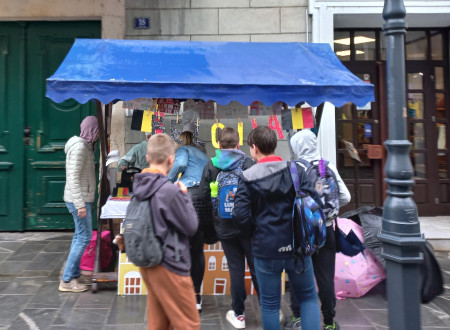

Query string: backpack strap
[287,161,301,196]
[296,158,311,170]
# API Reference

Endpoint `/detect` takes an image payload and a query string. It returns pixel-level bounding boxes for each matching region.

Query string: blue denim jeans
[62,202,93,282]
[254,256,320,330]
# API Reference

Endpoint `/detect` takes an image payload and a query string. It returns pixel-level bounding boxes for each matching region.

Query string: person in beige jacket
[59,116,99,293]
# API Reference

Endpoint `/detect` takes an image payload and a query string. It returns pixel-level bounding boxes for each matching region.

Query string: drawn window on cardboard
[125,271,142,295]
[208,256,217,271]
[222,256,229,271]
[214,278,227,295]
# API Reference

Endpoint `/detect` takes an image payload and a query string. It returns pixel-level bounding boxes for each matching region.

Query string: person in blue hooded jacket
[168,131,211,313]
[198,127,259,329]
[232,126,322,330]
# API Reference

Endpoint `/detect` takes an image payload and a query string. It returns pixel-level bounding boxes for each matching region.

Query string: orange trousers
[140,265,200,330]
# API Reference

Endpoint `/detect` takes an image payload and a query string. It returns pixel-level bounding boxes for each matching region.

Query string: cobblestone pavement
[0,232,449,329]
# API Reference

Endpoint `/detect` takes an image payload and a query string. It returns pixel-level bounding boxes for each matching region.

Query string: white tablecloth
[100,196,131,219]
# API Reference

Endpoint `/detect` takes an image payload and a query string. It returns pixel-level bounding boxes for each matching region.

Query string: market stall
[46,39,374,293]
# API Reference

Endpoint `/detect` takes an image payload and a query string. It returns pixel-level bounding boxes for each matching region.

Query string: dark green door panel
[0,21,100,231]
[25,21,100,230]
[0,24,25,231]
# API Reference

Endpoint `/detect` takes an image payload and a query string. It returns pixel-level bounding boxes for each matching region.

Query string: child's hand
[175,181,188,193]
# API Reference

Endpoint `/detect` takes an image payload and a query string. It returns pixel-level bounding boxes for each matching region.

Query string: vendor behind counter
[118,132,151,171]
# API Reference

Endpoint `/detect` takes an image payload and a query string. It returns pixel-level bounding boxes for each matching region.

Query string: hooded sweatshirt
[133,171,199,275]
[64,136,96,209]
[198,149,255,239]
[290,129,351,225]
[80,116,99,144]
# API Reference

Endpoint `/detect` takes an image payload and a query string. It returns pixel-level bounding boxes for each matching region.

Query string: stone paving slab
[0,232,449,329]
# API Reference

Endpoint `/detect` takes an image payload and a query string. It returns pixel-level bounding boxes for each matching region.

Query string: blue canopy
[46,39,374,107]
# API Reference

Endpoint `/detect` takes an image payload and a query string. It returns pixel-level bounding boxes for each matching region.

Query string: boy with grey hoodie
[286,129,350,330]
[134,133,200,330]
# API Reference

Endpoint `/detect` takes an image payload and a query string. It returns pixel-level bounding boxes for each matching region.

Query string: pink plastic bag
[80,231,112,271]
[334,218,385,299]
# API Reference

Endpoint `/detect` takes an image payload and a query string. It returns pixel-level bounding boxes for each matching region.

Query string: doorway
[0,21,100,231]
[405,30,450,215]
[334,28,450,216]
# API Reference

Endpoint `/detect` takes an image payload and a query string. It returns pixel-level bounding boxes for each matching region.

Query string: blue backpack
[211,158,245,219]
[288,161,326,257]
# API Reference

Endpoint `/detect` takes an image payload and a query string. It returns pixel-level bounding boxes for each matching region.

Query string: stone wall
[0,0,126,39]
[125,0,310,42]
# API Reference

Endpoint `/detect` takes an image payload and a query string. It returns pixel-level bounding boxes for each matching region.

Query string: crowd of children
[63,115,349,330]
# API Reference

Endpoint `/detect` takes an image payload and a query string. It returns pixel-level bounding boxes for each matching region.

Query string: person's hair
[219,127,240,149]
[247,126,277,155]
[147,133,177,164]
[179,131,194,146]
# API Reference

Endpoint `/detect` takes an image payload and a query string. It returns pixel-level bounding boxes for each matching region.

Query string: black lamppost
[378,0,425,329]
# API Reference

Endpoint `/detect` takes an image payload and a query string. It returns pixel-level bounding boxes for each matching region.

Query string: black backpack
[297,159,340,220]
[123,194,179,267]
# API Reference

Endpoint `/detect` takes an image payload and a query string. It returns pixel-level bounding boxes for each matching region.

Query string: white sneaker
[226,310,246,329]
[58,279,88,293]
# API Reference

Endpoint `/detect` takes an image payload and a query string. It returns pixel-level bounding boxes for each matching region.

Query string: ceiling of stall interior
[334,13,450,28]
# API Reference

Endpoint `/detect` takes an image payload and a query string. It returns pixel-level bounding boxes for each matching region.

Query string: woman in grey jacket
[59,116,99,293]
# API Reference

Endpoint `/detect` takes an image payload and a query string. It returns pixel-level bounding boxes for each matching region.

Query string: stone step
[420,216,450,252]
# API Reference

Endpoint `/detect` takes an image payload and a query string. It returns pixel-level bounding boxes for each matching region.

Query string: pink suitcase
[80,231,112,271]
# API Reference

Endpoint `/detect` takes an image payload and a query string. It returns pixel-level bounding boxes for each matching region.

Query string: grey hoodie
[133,172,199,276]
[290,130,351,224]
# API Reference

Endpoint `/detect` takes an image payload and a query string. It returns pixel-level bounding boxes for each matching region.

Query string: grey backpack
[123,194,179,267]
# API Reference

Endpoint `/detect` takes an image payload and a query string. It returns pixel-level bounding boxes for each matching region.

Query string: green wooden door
[0,21,100,231]
[0,24,26,231]
[25,22,100,230]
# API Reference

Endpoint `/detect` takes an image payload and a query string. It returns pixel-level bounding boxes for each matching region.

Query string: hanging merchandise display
[281,108,293,130]
[268,115,284,139]
[238,120,244,146]
[157,98,180,114]
[251,117,258,129]
[122,97,153,111]
[130,109,144,131]
[292,106,314,129]
[193,117,199,145]
[140,110,153,132]
[211,120,225,149]
[170,118,182,143]
[151,112,166,134]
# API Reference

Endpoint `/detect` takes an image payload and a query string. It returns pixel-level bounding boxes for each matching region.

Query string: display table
[99,195,260,296]
[100,195,131,219]
[92,195,132,293]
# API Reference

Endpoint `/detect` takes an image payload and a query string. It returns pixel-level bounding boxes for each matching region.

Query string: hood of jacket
[290,129,320,162]
[80,116,99,144]
[211,149,246,171]
[65,136,91,154]
[133,172,169,201]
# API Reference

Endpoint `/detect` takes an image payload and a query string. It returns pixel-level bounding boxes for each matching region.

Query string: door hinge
[432,116,436,122]
[435,198,439,204]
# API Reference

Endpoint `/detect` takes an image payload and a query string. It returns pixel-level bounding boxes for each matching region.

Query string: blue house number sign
[134,17,150,29]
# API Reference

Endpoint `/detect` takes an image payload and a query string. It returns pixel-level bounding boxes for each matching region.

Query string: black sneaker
[323,321,340,330]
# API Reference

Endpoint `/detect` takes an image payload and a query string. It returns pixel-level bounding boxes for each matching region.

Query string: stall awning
[46,39,374,107]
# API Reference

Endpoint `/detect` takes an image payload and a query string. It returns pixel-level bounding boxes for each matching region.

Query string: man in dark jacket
[134,133,200,330]
[199,127,259,329]
[233,126,322,330]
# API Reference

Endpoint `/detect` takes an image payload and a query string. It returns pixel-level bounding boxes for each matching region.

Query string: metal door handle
[24,126,31,146]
